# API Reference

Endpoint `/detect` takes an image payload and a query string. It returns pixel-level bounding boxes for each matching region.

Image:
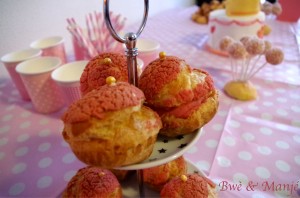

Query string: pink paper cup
[1,48,42,100]
[16,57,65,114]
[136,38,160,66]
[51,60,88,106]
[30,36,67,64]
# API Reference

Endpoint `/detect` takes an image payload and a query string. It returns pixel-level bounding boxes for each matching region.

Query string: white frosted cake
[207,0,266,56]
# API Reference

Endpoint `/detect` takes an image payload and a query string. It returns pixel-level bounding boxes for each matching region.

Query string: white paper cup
[1,48,42,100]
[136,38,160,66]
[30,36,67,64]
[51,60,88,106]
[16,57,65,113]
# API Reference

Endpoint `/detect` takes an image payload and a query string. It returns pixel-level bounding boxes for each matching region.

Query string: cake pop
[220,36,284,100]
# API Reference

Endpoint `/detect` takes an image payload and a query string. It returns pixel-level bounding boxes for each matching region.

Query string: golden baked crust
[62,166,122,198]
[63,106,162,168]
[62,80,162,168]
[141,66,218,137]
[142,156,187,191]
[159,90,218,137]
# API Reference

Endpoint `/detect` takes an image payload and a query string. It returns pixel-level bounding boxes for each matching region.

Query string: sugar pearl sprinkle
[102,57,112,64]
[106,76,116,85]
[159,51,167,59]
[265,48,284,65]
[180,175,188,182]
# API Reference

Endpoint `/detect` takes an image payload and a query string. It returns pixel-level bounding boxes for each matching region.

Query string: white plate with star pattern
[115,128,203,170]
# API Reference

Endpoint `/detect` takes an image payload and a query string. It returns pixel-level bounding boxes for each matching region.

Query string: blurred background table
[1,5,300,198]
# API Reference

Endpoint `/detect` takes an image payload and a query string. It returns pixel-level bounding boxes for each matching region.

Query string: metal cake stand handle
[103,0,149,197]
[103,0,149,87]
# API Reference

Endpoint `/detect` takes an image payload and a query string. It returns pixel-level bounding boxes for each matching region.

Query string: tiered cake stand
[103,0,204,197]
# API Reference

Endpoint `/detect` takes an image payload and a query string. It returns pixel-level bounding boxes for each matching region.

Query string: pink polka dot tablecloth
[0,87,86,197]
[1,6,300,198]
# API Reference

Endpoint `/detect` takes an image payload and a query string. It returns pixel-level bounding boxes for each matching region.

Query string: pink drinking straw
[67,18,98,58]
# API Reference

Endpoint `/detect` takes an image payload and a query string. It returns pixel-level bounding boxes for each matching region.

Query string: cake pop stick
[246,47,284,80]
[219,37,236,80]
[241,56,251,81]
[241,38,265,80]
[244,39,272,80]
[246,62,268,80]
[227,41,248,81]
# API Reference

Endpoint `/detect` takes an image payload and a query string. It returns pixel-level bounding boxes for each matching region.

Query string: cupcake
[160,173,218,198]
[142,156,187,191]
[80,52,128,95]
[62,166,122,198]
[62,76,162,168]
[138,52,218,137]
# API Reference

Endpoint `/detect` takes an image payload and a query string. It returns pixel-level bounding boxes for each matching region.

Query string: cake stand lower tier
[121,159,208,198]
[115,128,203,198]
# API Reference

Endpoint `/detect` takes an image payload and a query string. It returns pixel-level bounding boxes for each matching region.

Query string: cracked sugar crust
[139,55,215,108]
[161,173,216,198]
[62,166,121,198]
[80,52,128,95]
[138,56,190,102]
[62,82,145,123]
